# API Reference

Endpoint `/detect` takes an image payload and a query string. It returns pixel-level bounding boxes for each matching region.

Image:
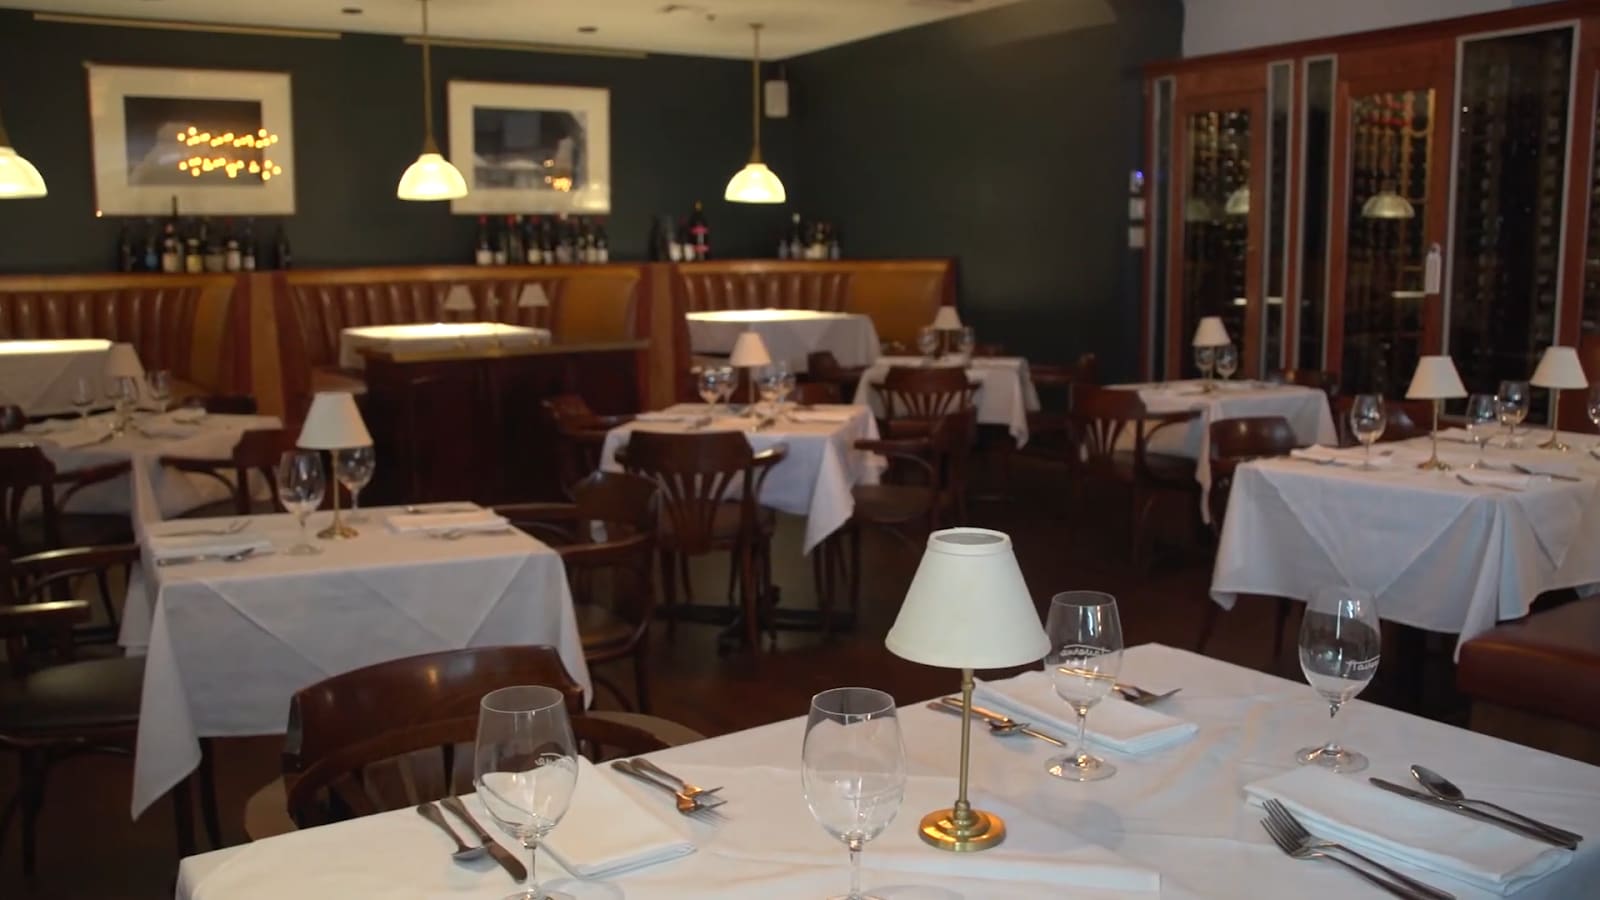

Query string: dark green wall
[788,0,1183,376]
[0,7,791,271]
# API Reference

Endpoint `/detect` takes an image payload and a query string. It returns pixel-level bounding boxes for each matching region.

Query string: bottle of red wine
[202,218,225,272]
[555,214,574,264]
[241,219,258,272]
[540,217,556,264]
[668,218,686,262]
[116,224,135,273]
[491,218,508,265]
[223,219,242,272]
[594,218,609,264]
[688,200,710,260]
[787,213,804,260]
[273,225,292,270]
[523,216,540,264]
[141,219,159,272]
[161,198,182,273]
[184,220,203,274]
[474,216,493,265]
[827,222,842,260]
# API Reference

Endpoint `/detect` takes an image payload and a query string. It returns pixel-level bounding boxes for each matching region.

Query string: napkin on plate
[542,757,696,878]
[1245,767,1571,895]
[385,510,510,534]
[146,533,274,562]
[972,670,1197,755]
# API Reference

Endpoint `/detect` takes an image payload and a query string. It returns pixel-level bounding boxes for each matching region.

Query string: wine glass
[1215,344,1239,382]
[1194,345,1216,383]
[916,326,939,364]
[1297,585,1381,774]
[1587,384,1600,456]
[696,367,721,416]
[71,376,95,425]
[1497,380,1530,448]
[956,326,977,358]
[1044,591,1123,782]
[335,446,376,525]
[276,449,325,556]
[1464,393,1498,469]
[475,685,579,900]
[757,368,783,422]
[146,369,172,415]
[777,362,797,416]
[802,687,906,900]
[1349,394,1386,470]
[713,365,736,415]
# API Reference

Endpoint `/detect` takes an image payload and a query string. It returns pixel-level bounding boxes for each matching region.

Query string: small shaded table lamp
[886,528,1049,852]
[1191,316,1229,392]
[442,284,476,322]
[298,391,372,538]
[1531,346,1588,451]
[729,330,771,410]
[1406,355,1466,470]
[931,306,963,356]
[104,342,145,431]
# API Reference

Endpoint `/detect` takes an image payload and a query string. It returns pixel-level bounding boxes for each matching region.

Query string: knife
[440,795,528,882]
[1368,779,1579,850]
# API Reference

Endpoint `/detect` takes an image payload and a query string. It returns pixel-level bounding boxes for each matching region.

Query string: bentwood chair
[1024,352,1099,462]
[789,380,841,406]
[616,431,785,651]
[0,545,220,878]
[1265,368,1341,403]
[1199,416,1300,660]
[496,471,660,712]
[873,365,979,431]
[1333,396,1433,445]
[0,445,133,576]
[1066,386,1200,568]
[544,394,636,497]
[181,394,260,416]
[804,351,867,398]
[160,428,291,517]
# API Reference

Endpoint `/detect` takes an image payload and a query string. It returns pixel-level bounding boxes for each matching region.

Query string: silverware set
[1368,765,1581,849]
[927,699,1065,747]
[426,527,516,541]
[609,758,727,820]
[159,519,250,538]
[414,797,528,882]
[1455,473,1521,492]
[1509,463,1583,482]
[1260,798,1455,899]
[154,546,266,567]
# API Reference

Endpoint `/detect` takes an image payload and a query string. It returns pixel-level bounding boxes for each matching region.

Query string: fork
[1261,814,1432,899]
[609,760,727,821]
[628,758,722,800]
[1114,683,1181,705]
[1264,799,1453,899]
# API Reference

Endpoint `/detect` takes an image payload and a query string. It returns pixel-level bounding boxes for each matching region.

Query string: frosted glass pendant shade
[0,144,46,199]
[397,151,467,201]
[724,161,786,204]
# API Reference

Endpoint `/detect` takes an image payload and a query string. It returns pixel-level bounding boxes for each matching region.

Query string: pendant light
[0,92,47,199]
[1361,181,1415,219]
[397,0,467,201]
[724,24,786,204]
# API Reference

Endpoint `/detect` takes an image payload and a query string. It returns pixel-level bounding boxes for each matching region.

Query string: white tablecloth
[339,323,553,369]
[852,356,1041,447]
[1111,379,1337,522]
[118,506,588,818]
[599,404,883,553]
[685,309,880,372]
[175,644,1600,899]
[0,338,112,416]
[1,411,281,524]
[1212,435,1600,653]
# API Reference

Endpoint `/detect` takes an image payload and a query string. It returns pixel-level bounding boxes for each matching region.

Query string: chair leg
[198,738,222,850]
[740,541,760,650]
[849,525,863,621]
[18,749,45,880]
[657,551,677,636]
[812,540,832,636]
[1196,598,1221,652]
[171,774,197,861]
[633,646,652,714]
[1272,598,1292,665]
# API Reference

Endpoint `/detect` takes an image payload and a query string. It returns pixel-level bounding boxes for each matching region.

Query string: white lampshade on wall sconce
[931,306,963,331]
[0,94,46,199]
[1405,355,1466,471]
[298,391,372,539]
[397,0,467,201]
[887,528,1049,852]
[724,24,786,204]
[442,284,475,318]
[1530,345,1588,451]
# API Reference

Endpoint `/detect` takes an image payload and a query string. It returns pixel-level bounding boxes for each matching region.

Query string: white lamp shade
[1191,316,1230,347]
[729,330,772,367]
[442,284,476,313]
[397,151,468,201]
[517,283,551,308]
[1361,190,1416,220]
[1530,345,1588,389]
[724,162,787,204]
[1224,184,1249,216]
[931,306,963,330]
[298,391,373,449]
[886,528,1049,670]
[0,145,47,199]
[1405,355,1467,400]
[103,342,144,378]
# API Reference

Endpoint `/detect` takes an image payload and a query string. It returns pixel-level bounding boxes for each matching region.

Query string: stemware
[71,376,95,424]
[956,326,977,358]
[1296,585,1381,774]
[1464,394,1497,469]
[714,365,736,415]
[757,368,783,421]
[146,369,173,415]
[475,685,579,900]
[801,687,906,900]
[1043,591,1124,782]
[335,446,377,525]
[1496,380,1530,448]
[916,326,940,364]
[1194,345,1217,383]
[1348,394,1386,470]
[776,362,797,416]
[696,367,722,416]
[276,449,326,556]
[1587,384,1600,455]
[1215,344,1239,382]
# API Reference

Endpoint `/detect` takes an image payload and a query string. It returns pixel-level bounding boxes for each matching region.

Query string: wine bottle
[648,216,666,262]
[491,218,508,265]
[594,218,609,264]
[688,200,710,260]
[540,217,555,265]
[184,220,203,274]
[202,219,225,272]
[241,218,257,271]
[827,222,842,260]
[474,216,493,265]
[141,219,159,272]
[161,198,182,273]
[555,214,574,264]
[523,216,540,264]
[273,225,292,270]
[222,219,241,272]
[668,217,686,262]
[505,215,524,266]
[117,224,135,273]
[787,212,804,260]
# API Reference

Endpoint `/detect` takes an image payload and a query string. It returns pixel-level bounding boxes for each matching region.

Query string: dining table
[1212,432,1600,654]
[852,356,1042,447]
[339,322,554,370]
[685,309,880,372]
[174,643,1600,899]
[117,505,588,819]
[0,337,113,416]
[598,403,883,553]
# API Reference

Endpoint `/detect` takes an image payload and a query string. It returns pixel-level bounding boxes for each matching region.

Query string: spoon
[1409,765,1582,846]
[1115,684,1182,705]
[415,803,487,862]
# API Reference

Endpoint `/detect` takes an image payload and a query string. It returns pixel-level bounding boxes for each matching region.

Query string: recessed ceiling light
[578,25,598,33]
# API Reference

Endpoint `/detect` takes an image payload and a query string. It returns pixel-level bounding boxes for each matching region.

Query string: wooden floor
[0,456,1481,898]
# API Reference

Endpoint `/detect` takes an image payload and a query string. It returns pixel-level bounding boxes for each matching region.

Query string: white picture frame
[86,63,296,216]
[446,80,611,215]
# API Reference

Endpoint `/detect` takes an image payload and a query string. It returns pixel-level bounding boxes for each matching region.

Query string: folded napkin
[543,757,695,878]
[972,670,1197,755]
[1455,470,1533,490]
[1245,767,1571,894]
[385,510,509,534]
[1437,427,1484,445]
[146,533,273,562]
[172,407,209,424]
[134,419,202,439]
[42,426,115,450]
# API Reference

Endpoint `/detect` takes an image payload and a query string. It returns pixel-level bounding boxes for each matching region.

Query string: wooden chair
[495,471,660,712]
[616,430,786,651]
[190,394,260,415]
[543,394,635,497]
[0,406,25,434]
[1333,396,1433,445]
[1266,368,1340,402]
[160,428,290,517]
[1025,352,1099,461]
[873,365,979,429]
[790,381,841,406]
[805,351,867,397]
[1066,387,1200,567]
[0,545,219,877]
[277,645,696,829]
[0,445,133,576]
[1199,416,1301,660]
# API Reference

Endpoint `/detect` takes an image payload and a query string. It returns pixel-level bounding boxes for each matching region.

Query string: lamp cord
[749,24,762,163]
[421,0,437,151]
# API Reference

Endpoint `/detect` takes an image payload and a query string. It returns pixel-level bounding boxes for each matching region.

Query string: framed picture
[86,63,296,216]
[447,80,610,215]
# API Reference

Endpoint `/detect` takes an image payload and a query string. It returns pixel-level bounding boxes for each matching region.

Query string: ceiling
[10,0,1028,59]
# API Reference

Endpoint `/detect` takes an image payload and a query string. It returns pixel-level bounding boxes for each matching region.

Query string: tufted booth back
[677,268,852,313]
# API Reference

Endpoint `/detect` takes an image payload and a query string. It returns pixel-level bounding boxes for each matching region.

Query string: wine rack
[1181,108,1251,373]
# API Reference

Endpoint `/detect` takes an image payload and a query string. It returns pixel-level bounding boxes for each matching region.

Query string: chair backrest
[543,393,598,430]
[542,394,608,494]
[806,351,855,382]
[0,406,25,434]
[0,445,58,554]
[232,428,291,513]
[1334,396,1432,444]
[1268,368,1340,400]
[200,394,260,415]
[790,381,840,405]
[877,365,978,422]
[1,543,139,675]
[1208,416,1298,528]
[618,430,754,555]
[1066,386,1146,462]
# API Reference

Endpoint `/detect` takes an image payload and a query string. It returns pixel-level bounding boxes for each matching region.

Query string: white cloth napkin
[972,670,1197,755]
[32,426,112,450]
[385,510,510,534]
[543,757,695,878]
[1245,767,1572,894]
[146,533,274,561]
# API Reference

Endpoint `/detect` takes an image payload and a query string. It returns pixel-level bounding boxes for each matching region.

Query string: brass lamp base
[918,807,1006,852]
[317,520,358,539]
[1417,400,1451,471]
[1539,432,1570,452]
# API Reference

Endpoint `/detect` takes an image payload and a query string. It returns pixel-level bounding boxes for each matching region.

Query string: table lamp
[1531,346,1588,451]
[442,284,475,322]
[931,306,963,357]
[516,283,550,310]
[886,528,1049,852]
[729,330,771,410]
[1191,316,1230,392]
[104,342,145,431]
[298,391,373,538]
[1405,355,1466,470]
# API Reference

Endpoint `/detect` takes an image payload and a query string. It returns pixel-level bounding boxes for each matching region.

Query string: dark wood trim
[1283,60,1304,369]
[1561,19,1600,350]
